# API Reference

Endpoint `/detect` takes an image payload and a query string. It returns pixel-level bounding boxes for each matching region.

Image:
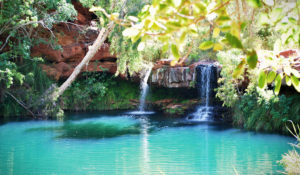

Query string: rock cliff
[31,1,117,80]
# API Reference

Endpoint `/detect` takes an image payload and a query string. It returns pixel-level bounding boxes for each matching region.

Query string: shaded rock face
[151,61,220,88]
[31,1,117,80]
[151,66,195,88]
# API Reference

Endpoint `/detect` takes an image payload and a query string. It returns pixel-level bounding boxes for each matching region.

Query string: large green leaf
[285,76,291,86]
[213,27,220,38]
[213,43,223,51]
[267,71,276,83]
[225,33,243,49]
[193,2,207,15]
[291,69,300,78]
[291,75,300,92]
[274,74,282,95]
[171,44,180,59]
[246,0,262,8]
[137,42,145,51]
[246,50,258,69]
[171,0,182,7]
[233,59,246,78]
[199,41,214,50]
[123,27,139,37]
[258,70,267,89]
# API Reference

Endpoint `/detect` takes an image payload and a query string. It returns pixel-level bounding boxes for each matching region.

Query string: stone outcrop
[31,1,117,80]
[151,61,220,88]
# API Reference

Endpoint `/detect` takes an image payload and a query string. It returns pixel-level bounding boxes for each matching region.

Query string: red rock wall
[31,1,117,80]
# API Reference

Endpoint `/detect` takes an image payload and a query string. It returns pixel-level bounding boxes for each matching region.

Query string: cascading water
[189,64,217,121]
[138,66,152,111]
[127,65,154,115]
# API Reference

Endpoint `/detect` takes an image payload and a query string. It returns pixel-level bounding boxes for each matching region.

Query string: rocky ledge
[31,1,117,80]
[151,61,220,88]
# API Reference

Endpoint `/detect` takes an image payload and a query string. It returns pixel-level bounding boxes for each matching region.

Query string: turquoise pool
[0,112,295,175]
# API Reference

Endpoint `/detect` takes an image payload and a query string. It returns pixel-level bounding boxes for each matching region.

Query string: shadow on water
[24,111,243,140]
[26,122,143,140]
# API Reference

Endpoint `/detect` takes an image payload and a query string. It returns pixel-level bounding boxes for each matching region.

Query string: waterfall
[189,64,217,121]
[138,66,152,111]
[126,65,154,115]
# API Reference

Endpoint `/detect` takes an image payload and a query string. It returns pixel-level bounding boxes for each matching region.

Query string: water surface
[0,112,294,175]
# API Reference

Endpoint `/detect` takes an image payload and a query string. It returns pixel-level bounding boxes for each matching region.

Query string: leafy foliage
[0,0,77,117]
[0,61,55,117]
[61,72,140,111]
[94,0,300,94]
[233,92,300,133]
[0,0,77,89]
[215,49,245,107]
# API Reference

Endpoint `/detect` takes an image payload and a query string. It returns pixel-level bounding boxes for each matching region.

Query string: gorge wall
[31,1,117,81]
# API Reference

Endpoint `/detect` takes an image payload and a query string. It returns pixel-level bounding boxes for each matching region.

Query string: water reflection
[139,116,150,175]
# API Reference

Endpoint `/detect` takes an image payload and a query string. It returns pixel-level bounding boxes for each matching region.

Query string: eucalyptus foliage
[93,0,300,94]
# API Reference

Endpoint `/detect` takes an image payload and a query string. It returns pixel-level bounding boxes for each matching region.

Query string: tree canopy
[92,0,300,94]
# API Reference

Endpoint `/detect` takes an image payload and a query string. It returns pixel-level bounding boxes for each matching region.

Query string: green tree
[94,0,300,94]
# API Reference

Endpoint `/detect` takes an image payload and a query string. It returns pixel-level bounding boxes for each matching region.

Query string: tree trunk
[51,21,115,99]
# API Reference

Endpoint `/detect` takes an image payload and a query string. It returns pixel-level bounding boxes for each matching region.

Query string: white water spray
[138,65,152,112]
[190,65,214,121]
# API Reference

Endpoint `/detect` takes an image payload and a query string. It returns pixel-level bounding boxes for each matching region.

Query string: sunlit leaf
[291,75,300,92]
[246,0,262,8]
[274,74,283,95]
[220,25,231,32]
[283,66,292,76]
[137,42,145,51]
[258,70,267,89]
[270,8,283,24]
[264,0,274,6]
[172,0,182,7]
[230,21,240,39]
[288,17,297,24]
[162,43,169,53]
[213,27,220,38]
[193,2,207,15]
[110,13,119,20]
[131,32,141,43]
[291,69,300,78]
[180,31,187,43]
[216,16,230,25]
[225,33,243,49]
[123,27,139,37]
[128,16,139,22]
[199,41,214,50]
[213,43,223,51]
[267,71,276,83]
[171,44,180,59]
[246,50,258,69]
[233,59,246,78]
[90,6,104,12]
